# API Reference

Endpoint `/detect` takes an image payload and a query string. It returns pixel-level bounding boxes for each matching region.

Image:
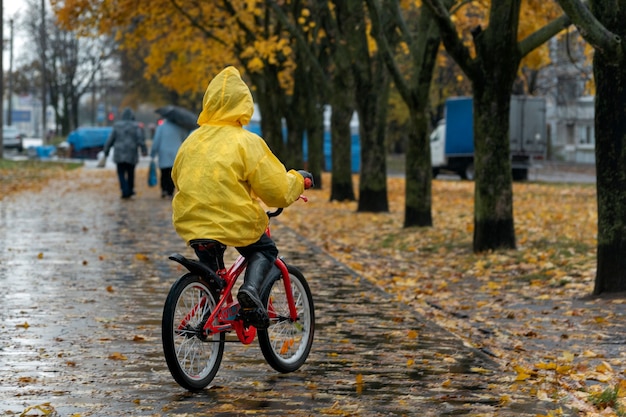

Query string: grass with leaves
[281,173,625,416]
[0,159,82,200]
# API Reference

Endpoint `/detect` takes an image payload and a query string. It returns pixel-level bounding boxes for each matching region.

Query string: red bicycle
[161,201,315,391]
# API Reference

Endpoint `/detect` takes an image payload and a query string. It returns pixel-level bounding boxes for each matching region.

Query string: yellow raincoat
[171,66,304,247]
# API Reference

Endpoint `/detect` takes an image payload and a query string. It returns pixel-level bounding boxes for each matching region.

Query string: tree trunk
[402,5,442,227]
[592,6,626,294]
[328,0,356,202]
[404,111,433,226]
[357,71,390,212]
[298,50,326,188]
[283,116,304,170]
[283,66,307,170]
[305,104,325,189]
[365,0,441,225]
[285,54,326,181]
[250,71,286,158]
[468,1,520,252]
[329,101,356,201]
[353,3,389,213]
[423,0,570,250]
[472,87,516,251]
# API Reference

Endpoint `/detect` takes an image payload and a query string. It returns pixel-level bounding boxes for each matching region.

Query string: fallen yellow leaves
[134,253,150,261]
[19,402,56,416]
[319,400,357,416]
[18,376,37,384]
[280,174,621,415]
[355,373,363,394]
[0,160,79,202]
[514,364,533,381]
[108,352,127,360]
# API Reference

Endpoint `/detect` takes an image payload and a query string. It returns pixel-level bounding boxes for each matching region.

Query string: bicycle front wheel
[162,273,224,391]
[258,264,315,373]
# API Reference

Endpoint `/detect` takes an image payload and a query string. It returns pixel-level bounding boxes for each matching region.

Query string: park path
[0,162,576,416]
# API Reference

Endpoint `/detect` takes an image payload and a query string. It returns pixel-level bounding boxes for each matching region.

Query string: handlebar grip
[267,208,283,218]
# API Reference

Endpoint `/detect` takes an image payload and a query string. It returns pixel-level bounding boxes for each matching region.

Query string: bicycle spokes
[162,275,225,391]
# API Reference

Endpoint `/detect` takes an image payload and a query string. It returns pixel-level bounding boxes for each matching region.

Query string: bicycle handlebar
[266,195,308,218]
[267,208,283,218]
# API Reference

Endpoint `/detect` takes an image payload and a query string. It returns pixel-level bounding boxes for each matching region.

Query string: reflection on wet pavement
[0,168,572,416]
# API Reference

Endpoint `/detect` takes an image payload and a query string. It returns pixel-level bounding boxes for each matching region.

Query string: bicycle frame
[186,256,296,345]
[179,225,300,345]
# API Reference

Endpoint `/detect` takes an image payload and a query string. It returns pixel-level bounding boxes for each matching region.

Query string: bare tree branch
[421,0,476,78]
[519,14,571,58]
[364,0,406,99]
[556,0,622,56]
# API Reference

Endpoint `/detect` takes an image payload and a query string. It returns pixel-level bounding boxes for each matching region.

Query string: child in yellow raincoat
[171,66,313,328]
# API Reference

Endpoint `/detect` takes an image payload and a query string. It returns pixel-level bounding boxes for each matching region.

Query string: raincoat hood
[171,66,304,247]
[120,107,135,121]
[197,66,253,127]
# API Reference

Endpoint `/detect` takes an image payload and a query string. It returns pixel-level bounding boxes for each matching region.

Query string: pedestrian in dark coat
[103,107,148,199]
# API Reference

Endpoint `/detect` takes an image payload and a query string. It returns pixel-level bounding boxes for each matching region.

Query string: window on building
[577,124,594,145]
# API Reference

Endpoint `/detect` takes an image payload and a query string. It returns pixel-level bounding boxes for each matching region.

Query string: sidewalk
[0,166,577,416]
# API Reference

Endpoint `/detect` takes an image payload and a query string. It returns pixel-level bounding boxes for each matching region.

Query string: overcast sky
[4,0,28,20]
[3,0,39,65]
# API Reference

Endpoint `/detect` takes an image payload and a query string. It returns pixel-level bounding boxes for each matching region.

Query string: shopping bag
[96,151,106,168]
[148,160,158,187]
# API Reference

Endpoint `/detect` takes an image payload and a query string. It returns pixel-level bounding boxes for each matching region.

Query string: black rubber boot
[237,252,272,329]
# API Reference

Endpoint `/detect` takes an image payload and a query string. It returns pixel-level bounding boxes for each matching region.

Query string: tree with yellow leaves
[366,0,451,226]
[53,0,337,190]
[421,0,571,252]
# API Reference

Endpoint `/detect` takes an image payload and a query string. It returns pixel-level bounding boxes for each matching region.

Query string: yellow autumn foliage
[52,0,296,95]
[50,0,579,100]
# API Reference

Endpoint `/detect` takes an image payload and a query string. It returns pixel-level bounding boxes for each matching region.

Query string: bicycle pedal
[207,276,225,290]
[239,308,270,329]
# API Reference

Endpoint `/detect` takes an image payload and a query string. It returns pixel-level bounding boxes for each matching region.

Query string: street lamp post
[41,0,47,144]
[1,0,5,159]
[8,18,13,126]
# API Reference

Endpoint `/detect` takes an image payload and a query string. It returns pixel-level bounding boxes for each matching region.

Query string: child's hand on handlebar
[298,170,314,189]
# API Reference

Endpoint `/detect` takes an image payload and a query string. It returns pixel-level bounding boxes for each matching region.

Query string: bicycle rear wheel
[258,264,314,373]
[162,273,224,391]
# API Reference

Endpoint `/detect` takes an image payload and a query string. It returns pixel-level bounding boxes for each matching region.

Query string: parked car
[2,125,24,152]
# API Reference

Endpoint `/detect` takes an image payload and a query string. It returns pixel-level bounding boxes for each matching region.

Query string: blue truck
[430,96,547,181]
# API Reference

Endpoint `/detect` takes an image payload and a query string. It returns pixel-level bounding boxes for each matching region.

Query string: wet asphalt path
[0,164,575,416]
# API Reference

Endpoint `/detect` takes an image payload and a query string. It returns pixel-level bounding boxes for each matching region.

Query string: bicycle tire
[162,273,225,391]
[257,264,315,373]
